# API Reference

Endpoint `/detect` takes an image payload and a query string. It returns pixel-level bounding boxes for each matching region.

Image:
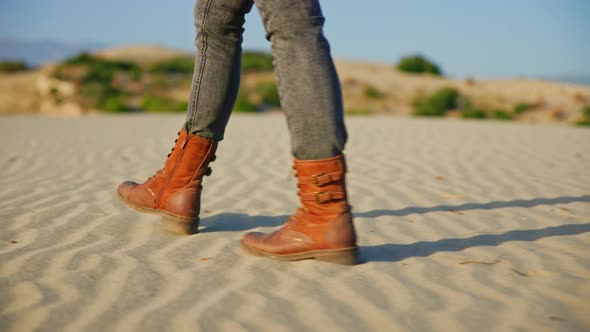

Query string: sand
[1,114,589,332]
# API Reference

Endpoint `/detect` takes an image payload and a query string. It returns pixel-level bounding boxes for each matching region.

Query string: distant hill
[95,45,190,65]
[541,75,590,87]
[0,37,105,66]
[1,44,590,126]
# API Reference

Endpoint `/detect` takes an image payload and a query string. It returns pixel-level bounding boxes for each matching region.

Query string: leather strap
[298,172,343,187]
[299,191,346,203]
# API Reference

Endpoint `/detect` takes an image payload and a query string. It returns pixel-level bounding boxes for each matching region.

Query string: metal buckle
[314,191,327,203]
[312,173,326,186]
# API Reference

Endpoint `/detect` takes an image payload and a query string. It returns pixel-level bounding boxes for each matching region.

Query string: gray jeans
[183,0,347,160]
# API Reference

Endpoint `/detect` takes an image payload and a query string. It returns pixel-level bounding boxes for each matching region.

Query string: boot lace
[147,131,181,181]
[147,131,216,181]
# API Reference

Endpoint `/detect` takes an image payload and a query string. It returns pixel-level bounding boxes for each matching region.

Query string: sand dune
[95,44,189,65]
[1,114,589,332]
[334,59,590,121]
[3,44,590,125]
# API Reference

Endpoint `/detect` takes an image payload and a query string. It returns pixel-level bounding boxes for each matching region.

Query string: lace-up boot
[117,129,217,234]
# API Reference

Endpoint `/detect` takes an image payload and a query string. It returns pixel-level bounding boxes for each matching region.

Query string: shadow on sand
[354,194,590,218]
[199,213,286,233]
[361,222,590,263]
[198,194,590,263]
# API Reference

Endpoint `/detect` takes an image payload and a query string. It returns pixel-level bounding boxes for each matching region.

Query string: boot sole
[116,190,199,235]
[240,242,358,266]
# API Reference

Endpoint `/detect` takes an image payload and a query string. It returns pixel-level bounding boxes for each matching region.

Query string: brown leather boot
[240,154,358,265]
[117,129,217,234]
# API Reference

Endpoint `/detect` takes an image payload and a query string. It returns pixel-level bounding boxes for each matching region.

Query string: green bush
[0,61,28,73]
[242,51,274,73]
[413,87,459,116]
[150,57,195,75]
[83,65,115,85]
[431,88,459,109]
[78,83,124,109]
[575,106,590,126]
[103,96,132,112]
[413,98,446,116]
[233,92,257,112]
[462,106,487,119]
[141,95,187,112]
[364,86,384,99]
[256,82,281,107]
[396,55,442,76]
[64,52,142,83]
[64,52,96,66]
[51,66,71,81]
[414,101,444,116]
[493,110,512,120]
[66,52,140,73]
[513,102,533,114]
[56,52,144,110]
[78,82,106,105]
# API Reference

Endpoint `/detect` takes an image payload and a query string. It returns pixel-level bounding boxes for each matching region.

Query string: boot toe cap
[241,232,266,249]
[117,181,138,198]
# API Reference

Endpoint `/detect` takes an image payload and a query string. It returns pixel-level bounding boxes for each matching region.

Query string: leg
[240,0,357,264]
[117,0,253,234]
[254,0,347,160]
[184,0,255,141]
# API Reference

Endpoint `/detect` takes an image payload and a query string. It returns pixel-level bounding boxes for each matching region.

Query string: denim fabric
[183,0,347,160]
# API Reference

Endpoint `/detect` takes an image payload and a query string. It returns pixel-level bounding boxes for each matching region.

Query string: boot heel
[160,217,199,235]
[315,248,358,265]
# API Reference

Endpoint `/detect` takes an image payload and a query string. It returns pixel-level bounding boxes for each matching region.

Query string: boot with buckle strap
[240,154,358,265]
[117,129,217,234]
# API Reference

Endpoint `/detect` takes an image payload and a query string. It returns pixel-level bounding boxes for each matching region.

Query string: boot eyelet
[205,167,212,176]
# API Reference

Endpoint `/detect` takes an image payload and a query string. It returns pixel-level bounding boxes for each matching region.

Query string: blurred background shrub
[396,55,442,76]
[233,92,257,112]
[150,57,194,76]
[413,87,458,116]
[256,82,280,107]
[241,51,274,73]
[364,86,384,99]
[0,60,29,73]
[141,95,187,112]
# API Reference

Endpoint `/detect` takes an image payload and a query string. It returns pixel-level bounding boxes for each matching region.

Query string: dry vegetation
[1,45,589,126]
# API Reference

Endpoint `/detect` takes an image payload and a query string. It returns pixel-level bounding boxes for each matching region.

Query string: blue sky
[1,0,588,78]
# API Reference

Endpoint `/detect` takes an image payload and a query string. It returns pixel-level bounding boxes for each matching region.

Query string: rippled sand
[1,114,589,332]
